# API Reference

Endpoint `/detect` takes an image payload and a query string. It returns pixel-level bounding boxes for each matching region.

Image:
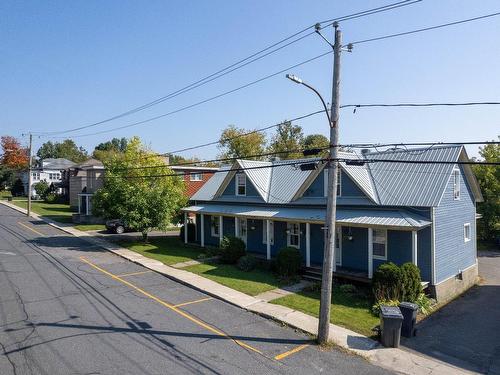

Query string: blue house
[182,145,483,302]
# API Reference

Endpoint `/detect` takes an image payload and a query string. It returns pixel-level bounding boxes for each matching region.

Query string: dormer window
[324,168,341,197]
[236,173,246,196]
[453,168,460,200]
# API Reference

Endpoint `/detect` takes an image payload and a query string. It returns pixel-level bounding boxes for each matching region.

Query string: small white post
[235,217,239,238]
[368,228,373,279]
[85,195,90,216]
[219,216,223,246]
[200,214,205,247]
[412,230,418,266]
[184,212,188,244]
[78,195,81,214]
[266,220,271,260]
[306,223,311,267]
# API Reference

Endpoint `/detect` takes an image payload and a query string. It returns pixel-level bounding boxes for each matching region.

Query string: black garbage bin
[399,302,419,338]
[380,306,403,348]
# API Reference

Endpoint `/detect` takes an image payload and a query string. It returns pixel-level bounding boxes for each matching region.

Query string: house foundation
[430,262,478,303]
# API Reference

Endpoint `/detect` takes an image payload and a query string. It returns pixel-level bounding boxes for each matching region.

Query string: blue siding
[222,174,261,197]
[223,216,235,237]
[203,214,220,246]
[273,221,288,256]
[303,170,367,198]
[341,226,368,271]
[310,224,325,264]
[388,230,413,265]
[247,219,266,255]
[417,226,432,282]
[434,165,476,283]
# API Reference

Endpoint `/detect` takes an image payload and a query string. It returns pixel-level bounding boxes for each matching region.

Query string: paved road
[0,205,391,375]
[403,251,500,374]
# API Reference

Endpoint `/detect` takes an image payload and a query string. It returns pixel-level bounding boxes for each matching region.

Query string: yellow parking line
[173,297,213,308]
[274,344,309,361]
[17,221,45,236]
[79,257,263,355]
[116,270,153,277]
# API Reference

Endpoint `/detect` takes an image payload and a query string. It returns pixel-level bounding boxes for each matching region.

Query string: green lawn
[117,237,204,265]
[184,263,285,296]
[271,286,379,337]
[11,200,74,223]
[73,224,107,231]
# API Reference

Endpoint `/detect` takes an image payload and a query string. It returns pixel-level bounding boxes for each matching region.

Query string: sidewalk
[1,200,476,375]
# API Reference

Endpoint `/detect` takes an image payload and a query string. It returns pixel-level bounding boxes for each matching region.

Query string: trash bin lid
[399,302,419,310]
[380,306,403,319]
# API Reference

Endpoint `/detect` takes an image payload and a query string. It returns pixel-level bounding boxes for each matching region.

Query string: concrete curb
[1,200,475,375]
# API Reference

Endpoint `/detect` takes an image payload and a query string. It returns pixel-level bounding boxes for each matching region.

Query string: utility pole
[318,22,342,344]
[27,133,33,217]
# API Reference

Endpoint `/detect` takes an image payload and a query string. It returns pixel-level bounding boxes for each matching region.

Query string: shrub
[339,283,357,295]
[237,255,258,272]
[219,236,246,264]
[415,293,433,315]
[371,299,400,316]
[44,193,58,203]
[275,247,302,277]
[401,263,423,302]
[10,178,25,197]
[372,262,403,302]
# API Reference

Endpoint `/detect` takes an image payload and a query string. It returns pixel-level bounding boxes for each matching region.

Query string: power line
[341,101,500,111]
[36,0,420,137]
[349,10,500,45]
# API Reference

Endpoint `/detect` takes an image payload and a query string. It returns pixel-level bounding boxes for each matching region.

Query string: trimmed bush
[401,263,423,302]
[10,178,24,197]
[339,283,357,295]
[219,236,246,264]
[275,246,302,277]
[44,193,58,203]
[237,255,258,272]
[372,262,403,302]
[371,299,400,316]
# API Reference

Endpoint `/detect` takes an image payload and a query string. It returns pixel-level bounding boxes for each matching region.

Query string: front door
[335,226,342,266]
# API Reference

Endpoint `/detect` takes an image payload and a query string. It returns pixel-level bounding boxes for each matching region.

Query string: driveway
[403,250,500,374]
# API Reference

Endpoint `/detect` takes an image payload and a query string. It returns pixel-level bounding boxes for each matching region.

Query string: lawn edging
[0,199,473,375]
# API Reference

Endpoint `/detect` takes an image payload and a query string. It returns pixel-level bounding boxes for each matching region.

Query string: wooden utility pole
[318,22,342,344]
[27,133,32,217]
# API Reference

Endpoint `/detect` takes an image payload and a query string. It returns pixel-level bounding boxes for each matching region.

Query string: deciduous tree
[267,121,304,159]
[37,139,88,163]
[1,136,28,169]
[218,125,266,160]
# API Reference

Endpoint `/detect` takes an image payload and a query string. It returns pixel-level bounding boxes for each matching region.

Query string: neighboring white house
[23,158,76,197]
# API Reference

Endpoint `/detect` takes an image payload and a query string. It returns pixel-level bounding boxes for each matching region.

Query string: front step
[302,267,322,282]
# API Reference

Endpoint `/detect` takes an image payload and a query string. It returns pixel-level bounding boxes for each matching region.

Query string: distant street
[0,205,391,375]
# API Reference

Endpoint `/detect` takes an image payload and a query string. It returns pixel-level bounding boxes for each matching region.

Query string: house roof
[73,158,104,170]
[39,158,76,170]
[190,145,483,207]
[183,204,431,229]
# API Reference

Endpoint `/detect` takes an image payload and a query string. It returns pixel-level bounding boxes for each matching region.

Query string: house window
[287,222,300,248]
[190,173,203,181]
[324,168,341,197]
[262,221,274,245]
[464,223,471,242]
[236,173,246,196]
[453,168,460,200]
[210,216,220,237]
[372,229,387,260]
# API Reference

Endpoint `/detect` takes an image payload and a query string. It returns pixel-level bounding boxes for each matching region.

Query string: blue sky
[1,0,499,158]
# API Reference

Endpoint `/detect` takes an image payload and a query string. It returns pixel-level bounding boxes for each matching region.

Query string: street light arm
[299,81,332,126]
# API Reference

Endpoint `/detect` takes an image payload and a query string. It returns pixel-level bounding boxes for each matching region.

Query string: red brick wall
[179,170,215,197]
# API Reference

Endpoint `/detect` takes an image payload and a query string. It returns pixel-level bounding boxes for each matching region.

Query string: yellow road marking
[173,297,213,308]
[274,344,309,360]
[79,257,263,355]
[116,270,153,277]
[17,221,45,237]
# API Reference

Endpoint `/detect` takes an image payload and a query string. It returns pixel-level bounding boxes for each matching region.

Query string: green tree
[92,137,187,242]
[303,134,329,157]
[218,125,266,160]
[93,137,128,161]
[267,121,304,159]
[37,139,88,163]
[473,138,500,241]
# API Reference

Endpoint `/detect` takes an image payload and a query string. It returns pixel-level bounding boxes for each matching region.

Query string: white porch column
[219,216,223,246]
[77,195,81,214]
[85,196,90,216]
[200,214,205,247]
[306,223,311,267]
[368,228,373,279]
[184,212,188,244]
[235,217,239,237]
[266,220,271,260]
[412,230,418,266]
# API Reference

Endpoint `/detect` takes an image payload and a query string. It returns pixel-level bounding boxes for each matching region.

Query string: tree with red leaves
[1,136,28,170]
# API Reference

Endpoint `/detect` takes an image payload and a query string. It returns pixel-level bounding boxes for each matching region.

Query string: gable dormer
[302,167,365,198]
[221,172,262,198]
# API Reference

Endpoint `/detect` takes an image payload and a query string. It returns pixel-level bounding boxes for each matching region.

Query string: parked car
[105,219,129,234]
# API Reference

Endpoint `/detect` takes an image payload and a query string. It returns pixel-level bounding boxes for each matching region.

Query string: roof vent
[361,148,370,155]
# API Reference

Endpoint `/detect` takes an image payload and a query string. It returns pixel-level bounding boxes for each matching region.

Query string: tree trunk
[142,231,148,243]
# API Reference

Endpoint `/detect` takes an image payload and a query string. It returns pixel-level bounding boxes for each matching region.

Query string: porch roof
[183,205,431,229]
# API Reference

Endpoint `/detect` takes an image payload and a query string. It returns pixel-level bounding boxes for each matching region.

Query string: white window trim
[263,220,274,245]
[324,168,341,197]
[453,167,460,200]
[372,228,388,260]
[464,223,471,242]
[190,173,203,181]
[287,222,300,249]
[235,173,246,196]
[210,216,220,237]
